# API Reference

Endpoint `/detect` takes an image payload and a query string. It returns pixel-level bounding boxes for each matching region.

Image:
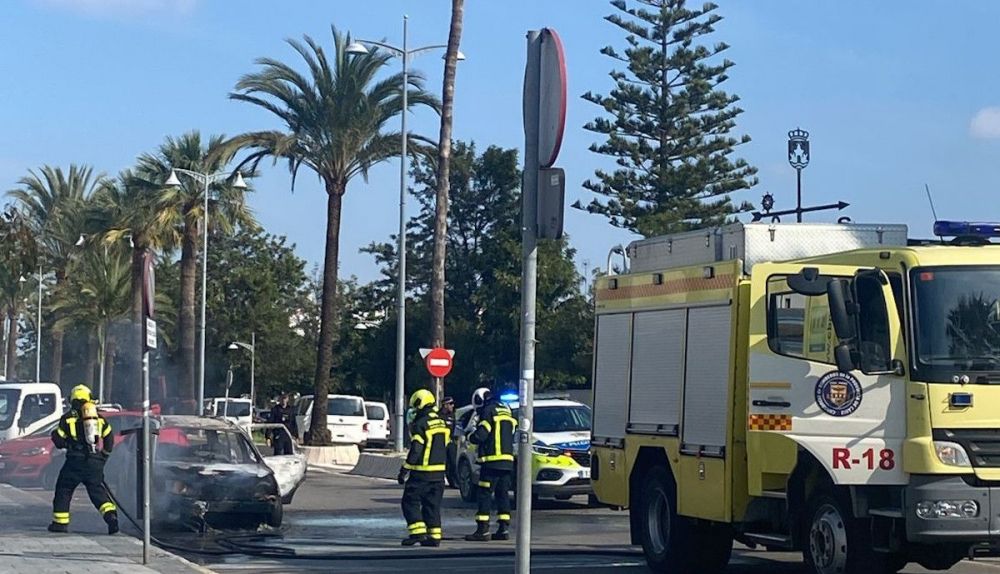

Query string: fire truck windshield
[911,266,1000,382]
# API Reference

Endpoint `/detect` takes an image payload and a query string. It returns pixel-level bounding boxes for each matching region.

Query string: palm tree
[431,0,466,390]
[51,247,131,401]
[90,172,176,405]
[134,132,256,410]
[0,206,39,379]
[226,26,438,444]
[7,165,104,383]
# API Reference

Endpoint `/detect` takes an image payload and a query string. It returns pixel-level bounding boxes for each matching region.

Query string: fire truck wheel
[803,493,885,574]
[637,466,687,572]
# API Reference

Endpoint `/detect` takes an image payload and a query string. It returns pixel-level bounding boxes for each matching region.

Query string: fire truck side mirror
[827,279,856,341]
[834,343,857,373]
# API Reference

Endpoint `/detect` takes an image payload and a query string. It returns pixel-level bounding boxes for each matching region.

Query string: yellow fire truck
[590,220,1000,573]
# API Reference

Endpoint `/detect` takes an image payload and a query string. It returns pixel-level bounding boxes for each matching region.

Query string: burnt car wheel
[265,502,283,528]
[458,458,476,503]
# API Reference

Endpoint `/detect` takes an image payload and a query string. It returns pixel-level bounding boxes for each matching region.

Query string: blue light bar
[934,220,1000,237]
[500,393,519,404]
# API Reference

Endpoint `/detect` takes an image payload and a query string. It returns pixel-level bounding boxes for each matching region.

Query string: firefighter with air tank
[48,384,118,535]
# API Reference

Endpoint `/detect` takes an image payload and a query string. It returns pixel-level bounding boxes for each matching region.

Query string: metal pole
[198,173,209,415]
[393,14,409,453]
[796,168,802,223]
[36,266,41,383]
[141,317,151,563]
[250,332,255,419]
[515,29,541,574]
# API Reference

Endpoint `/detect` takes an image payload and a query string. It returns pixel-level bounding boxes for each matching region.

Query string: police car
[452,395,592,503]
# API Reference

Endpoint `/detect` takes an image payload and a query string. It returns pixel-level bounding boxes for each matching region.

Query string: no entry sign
[420,347,455,378]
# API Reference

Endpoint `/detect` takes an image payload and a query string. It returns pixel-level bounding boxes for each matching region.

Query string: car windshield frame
[513,404,592,433]
[910,265,1000,383]
[155,426,262,465]
[0,389,21,431]
[328,397,364,417]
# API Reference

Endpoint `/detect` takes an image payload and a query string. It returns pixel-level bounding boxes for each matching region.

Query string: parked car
[0,409,143,489]
[204,397,253,431]
[451,397,593,503]
[364,401,390,448]
[0,382,63,443]
[294,394,368,446]
[105,416,303,530]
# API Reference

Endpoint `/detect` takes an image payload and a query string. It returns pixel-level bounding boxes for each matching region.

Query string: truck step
[759,490,787,500]
[869,508,904,519]
[743,532,793,549]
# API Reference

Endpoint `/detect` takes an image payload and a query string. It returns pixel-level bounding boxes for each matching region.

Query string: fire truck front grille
[935,428,1000,468]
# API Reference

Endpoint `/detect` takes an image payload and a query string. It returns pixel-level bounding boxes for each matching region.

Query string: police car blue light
[500,393,519,404]
[934,220,1000,238]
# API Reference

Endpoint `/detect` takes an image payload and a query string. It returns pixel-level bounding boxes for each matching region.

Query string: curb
[348,452,405,480]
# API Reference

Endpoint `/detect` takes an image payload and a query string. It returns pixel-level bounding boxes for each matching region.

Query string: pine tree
[578,0,758,237]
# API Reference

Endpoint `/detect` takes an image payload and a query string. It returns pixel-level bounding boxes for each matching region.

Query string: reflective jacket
[404,409,451,480]
[470,401,517,470]
[51,409,113,460]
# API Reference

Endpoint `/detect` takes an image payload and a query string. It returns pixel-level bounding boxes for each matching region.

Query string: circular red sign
[425,347,453,379]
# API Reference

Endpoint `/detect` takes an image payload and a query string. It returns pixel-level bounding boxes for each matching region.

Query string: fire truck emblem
[815,371,862,417]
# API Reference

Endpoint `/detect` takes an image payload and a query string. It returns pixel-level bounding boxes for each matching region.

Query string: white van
[295,394,368,445]
[0,382,63,443]
[364,401,390,448]
[204,397,253,431]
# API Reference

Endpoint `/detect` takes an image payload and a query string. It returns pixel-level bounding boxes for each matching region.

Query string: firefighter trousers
[52,456,116,526]
[401,477,444,539]
[475,467,512,524]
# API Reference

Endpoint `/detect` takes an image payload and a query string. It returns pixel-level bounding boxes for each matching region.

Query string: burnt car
[106,416,303,530]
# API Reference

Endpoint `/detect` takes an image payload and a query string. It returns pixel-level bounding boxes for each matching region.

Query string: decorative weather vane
[751,128,849,222]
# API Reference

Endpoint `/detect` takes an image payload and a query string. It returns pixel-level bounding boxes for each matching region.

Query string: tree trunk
[6,308,18,380]
[83,330,97,388]
[129,246,144,407]
[308,186,345,446]
[178,222,198,409]
[429,0,466,400]
[48,270,67,384]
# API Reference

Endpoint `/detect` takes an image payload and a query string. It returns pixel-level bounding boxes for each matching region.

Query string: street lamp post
[228,333,255,416]
[165,169,247,415]
[347,16,464,452]
[35,266,41,383]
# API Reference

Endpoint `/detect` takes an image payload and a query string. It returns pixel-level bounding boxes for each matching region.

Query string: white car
[452,396,593,503]
[364,401,390,448]
[0,382,63,443]
[204,397,253,431]
[294,394,368,445]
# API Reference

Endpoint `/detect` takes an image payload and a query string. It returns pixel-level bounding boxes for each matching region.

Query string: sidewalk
[0,482,214,574]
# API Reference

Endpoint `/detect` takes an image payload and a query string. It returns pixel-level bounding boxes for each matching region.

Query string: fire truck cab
[590,221,1000,573]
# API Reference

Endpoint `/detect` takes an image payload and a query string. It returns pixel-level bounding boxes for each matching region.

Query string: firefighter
[465,387,517,541]
[397,389,450,547]
[48,385,118,534]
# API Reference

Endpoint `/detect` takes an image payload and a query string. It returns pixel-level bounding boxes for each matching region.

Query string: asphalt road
[159,469,1000,574]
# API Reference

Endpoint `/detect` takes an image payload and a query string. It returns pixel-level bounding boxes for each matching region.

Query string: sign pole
[515,29,541,574]
[140,250,155,565]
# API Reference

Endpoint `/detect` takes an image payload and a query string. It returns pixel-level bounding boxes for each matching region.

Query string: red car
[0,410,144,489]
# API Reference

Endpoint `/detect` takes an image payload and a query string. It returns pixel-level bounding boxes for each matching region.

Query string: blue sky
[4,1,1000,283]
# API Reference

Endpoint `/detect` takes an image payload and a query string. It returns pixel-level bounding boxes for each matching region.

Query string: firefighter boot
[401,534,427,546]
[47,522,68,533]
[464,522,491,542]
[105,511,119,535]
[492,521,510,541]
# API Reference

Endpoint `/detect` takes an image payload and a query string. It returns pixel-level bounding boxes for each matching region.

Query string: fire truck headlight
[933,441,972,467]
[916,500,979,519]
